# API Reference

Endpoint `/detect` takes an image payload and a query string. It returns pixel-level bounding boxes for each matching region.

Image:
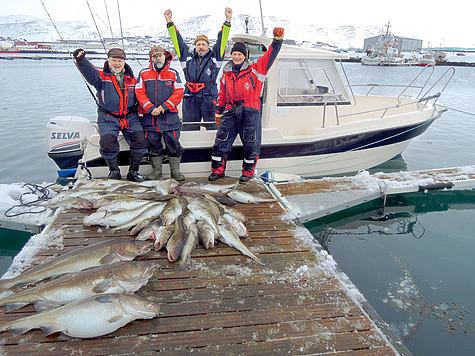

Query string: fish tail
[0,279,13,293]
[0,319,32,337]
[6,302,28,312]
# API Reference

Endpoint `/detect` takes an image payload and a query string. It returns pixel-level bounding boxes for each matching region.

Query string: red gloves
[273,27,284,40]
[215,113,223,127]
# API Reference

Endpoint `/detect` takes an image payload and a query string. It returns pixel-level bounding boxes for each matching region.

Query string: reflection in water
[306,190,475,342]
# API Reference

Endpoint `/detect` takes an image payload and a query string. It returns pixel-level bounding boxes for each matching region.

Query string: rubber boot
[106,157,121,180]
[127,152,144,182]
[169,156,185,181]
[146,155,162,180]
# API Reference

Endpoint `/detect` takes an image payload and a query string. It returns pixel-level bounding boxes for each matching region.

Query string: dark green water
[305,189,475,355]
[0,228,32,276]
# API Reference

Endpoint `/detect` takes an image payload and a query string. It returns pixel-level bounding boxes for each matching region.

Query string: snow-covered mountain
[0,14,387,49]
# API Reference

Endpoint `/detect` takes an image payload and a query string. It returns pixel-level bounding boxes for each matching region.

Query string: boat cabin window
[277,59,350,106]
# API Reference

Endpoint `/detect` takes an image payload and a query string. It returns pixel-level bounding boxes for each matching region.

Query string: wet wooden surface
[275,166,475,196]
[0,178,398,355]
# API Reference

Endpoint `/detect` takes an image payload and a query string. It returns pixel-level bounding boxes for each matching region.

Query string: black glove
[73,48,85,61]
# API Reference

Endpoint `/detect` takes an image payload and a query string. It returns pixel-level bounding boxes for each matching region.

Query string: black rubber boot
[208,172,224,181]
[106,157,121,180]
[239,175,252,182]
[127,152,144,182]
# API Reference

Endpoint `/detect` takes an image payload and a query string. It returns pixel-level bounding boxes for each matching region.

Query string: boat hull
[76,113,436,179]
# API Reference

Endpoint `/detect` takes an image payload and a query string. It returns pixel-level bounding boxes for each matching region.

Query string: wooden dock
[272,166,475,222]
[0,178,405,355]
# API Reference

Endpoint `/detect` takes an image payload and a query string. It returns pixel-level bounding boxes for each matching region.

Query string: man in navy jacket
[165,8,232,131]
[73,48,147,181]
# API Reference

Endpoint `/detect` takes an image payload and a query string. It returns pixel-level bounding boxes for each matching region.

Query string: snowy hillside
[0,14,386,49]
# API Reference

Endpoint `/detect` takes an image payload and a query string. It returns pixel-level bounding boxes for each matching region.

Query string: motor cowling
[46,116,96,169]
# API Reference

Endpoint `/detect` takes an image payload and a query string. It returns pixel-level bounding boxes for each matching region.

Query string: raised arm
[73,49,102,90]
[254,27,284,74]
[213,7,232,60]
[165,9,190,61]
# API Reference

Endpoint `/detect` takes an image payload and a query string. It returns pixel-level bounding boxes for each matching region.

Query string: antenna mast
[258,0,266,36]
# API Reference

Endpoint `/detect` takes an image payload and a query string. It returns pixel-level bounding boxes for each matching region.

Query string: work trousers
[98,113,147,160]
[210,105,262,177]
[182,94,218,131]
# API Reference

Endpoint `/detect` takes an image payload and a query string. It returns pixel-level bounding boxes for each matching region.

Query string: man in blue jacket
[164,8,232,131]
[73,48,147,181]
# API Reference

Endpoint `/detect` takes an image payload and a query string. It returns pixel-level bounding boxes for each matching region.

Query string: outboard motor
[46,116,96,173]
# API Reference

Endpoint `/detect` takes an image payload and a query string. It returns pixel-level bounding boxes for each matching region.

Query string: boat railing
[338,93,442,121]
[397,65,436,102]
[418,67,455,104]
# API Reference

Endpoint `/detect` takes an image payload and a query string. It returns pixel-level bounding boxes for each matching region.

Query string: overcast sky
[2,0,471,47]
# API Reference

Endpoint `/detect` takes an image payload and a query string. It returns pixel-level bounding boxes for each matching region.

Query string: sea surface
[0,59,474,354]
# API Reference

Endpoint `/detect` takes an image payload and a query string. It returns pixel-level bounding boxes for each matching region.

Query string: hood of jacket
[223,59,250,74]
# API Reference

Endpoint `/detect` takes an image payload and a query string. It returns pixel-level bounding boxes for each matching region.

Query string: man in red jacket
[209,27,284,182]
[135,46,185,180]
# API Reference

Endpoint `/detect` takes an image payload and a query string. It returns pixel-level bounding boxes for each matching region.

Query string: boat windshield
[277,59,350,106]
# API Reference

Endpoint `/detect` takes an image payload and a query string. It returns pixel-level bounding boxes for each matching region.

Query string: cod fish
[178,223,199,269]
[83,202,163,228]
[227,190,276,204]
[223,213,248,237]
[217,218,263,265]
[197,220,215,249]
[153,224,176,250]
[0,293,160,338]
[0,239,151,292]
[161,198,183,226]
[0,261,155,312]
[173,185,237,206]
[166,216,186,262]
[188,198,219,234]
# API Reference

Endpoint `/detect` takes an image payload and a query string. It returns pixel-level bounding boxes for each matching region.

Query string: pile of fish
[48,178,275,267]
[0,239,160,338]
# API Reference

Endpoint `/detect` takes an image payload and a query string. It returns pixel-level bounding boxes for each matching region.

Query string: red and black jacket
[216,38,283,113]
[76,58,137,125]
[135,50,184,131]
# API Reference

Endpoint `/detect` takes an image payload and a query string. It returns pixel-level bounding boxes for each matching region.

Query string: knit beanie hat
[231,42,247,57]
[194,35,209,45]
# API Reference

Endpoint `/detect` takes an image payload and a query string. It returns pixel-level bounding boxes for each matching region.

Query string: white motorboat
[47,34,453,180]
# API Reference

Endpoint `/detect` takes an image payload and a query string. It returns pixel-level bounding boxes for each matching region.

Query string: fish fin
[34,301,61,312]
[93,280,112,294]
[95,295,114,303]
[231,180,240,191]
[99,252,117,264]
[5,303,28,312]
[10,327,31,337]
[40,325,60,336]
[108,315,122,323]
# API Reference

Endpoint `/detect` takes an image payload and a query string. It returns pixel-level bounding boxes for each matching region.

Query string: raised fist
[73,48,85,61]
[273,27,284,39]
[164,9,172,23]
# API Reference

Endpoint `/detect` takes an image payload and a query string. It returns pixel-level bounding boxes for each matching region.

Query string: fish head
[116,240,152,258]
[115,261,156,281]
[119,294,161,318]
